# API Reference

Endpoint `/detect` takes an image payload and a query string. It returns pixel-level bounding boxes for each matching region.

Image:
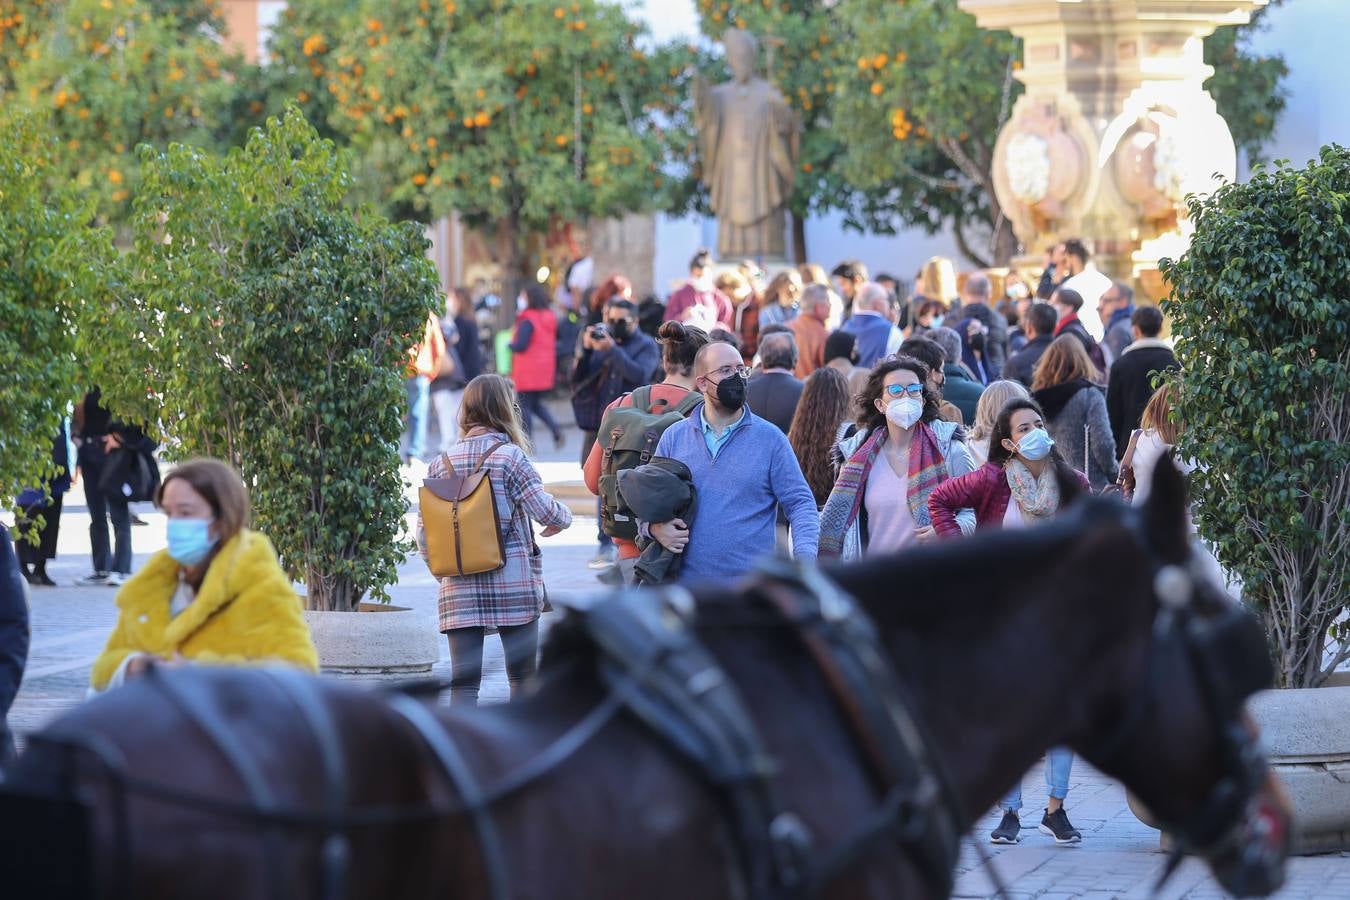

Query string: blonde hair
[1140,382,1180,445]
[918,256,958,306]
[969,380,1030,442]
[459,374,531,452]
[1032,334,1097,391]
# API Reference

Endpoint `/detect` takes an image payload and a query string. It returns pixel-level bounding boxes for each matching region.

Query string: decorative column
[959,0,1267,296]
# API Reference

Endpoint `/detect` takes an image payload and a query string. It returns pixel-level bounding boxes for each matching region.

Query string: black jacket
[1106,340,1180,459]
[618,458,697,585]
[1001,334,1053,387]
[746,371,805,435]
[0,529,30,761]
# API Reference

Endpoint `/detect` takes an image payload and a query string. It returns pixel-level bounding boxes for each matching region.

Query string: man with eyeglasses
[643,340,818,580]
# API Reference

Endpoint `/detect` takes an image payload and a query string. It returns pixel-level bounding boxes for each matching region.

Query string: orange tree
[1,0,245,226]
[832,0,1021,267]
[265,0,696,287]
[693,0,850,263]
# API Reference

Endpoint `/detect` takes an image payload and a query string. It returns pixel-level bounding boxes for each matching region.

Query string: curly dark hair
[788,367,851,506]
[856,355,940,433]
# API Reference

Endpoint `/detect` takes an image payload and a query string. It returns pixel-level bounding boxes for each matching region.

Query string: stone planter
[1128,684,1350,854]
[302,603,440,678]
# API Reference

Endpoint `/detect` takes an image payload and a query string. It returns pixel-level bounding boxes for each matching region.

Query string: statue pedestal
[959,0,1268,293]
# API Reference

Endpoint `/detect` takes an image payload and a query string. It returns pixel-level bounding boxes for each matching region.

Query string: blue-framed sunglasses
[885,383,925,398]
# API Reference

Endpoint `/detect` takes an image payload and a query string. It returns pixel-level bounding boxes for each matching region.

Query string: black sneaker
[990,810,1021,844]
[1039,808,1082,844]
[75,571,111,586]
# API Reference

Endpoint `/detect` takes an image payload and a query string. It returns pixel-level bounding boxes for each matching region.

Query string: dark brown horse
[1,460,1290,899]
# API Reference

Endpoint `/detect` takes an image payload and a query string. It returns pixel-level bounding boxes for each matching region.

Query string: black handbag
[98,444,161,503]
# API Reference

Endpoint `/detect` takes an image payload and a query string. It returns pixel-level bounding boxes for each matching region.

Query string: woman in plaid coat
[418,374,572,705]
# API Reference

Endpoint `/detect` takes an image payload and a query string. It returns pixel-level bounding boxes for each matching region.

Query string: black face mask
[711,373,747,411]
[608,320,632,341]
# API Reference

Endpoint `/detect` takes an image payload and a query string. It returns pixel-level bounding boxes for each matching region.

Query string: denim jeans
[1003,747,1074,813]
[80,444,132,575]
[429,387,462,453]
[403,375,431,462]
[444,620,539,706]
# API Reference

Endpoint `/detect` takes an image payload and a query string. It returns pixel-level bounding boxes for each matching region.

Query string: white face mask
[885,396,923,430]
[516,295,528,312]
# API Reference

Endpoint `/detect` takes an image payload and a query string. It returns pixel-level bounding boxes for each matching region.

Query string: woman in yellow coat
[90,458,318,691]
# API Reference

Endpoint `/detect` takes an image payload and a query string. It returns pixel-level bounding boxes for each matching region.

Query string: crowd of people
[2,237,1189,843]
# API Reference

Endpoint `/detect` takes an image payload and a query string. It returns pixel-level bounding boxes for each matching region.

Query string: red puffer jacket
[928,461,1090,537]
[510,308,558,392]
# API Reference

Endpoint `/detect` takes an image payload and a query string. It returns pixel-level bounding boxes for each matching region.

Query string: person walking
[404,312,447,465]
[966,380,1030,466]
[665,249,734,331]
[15,421,75,587]
[755,269,804,331]
[830,260,868,320]
[73,390,144,588]
[787,367,852,510]
[1001,303,1058,388]
[897,336,964,426]
[509,284,564,449]
[420,375,572,705]
[430,293,468,454]
[1032,335,1119,490]
[950,272,1008,384]
[819,355,976,559]
[789,283,833,378]
[823,330,870,400]
[1097,281,1137,368]
[644,341,819,580]
[746,331,805,434]
[927,397,1089,846]
[572,295,660,570]
[584,321,709,584]
[89,459,318,692]
[927,327,985,425]
[1050,287,1107,376]
[0,527,27,762]
[1054,239,1113,340]
[841,282,904,368]
[1105,306,1179,459]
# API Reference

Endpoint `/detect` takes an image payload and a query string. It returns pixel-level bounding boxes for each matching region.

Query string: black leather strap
[386,694,511,900]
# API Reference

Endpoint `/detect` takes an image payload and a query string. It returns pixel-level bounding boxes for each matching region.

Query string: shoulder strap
[672,389,702,416]
[474,440,510,474]
[630,385,654,413]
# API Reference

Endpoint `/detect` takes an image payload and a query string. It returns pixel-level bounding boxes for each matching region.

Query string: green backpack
[596,385,702,540]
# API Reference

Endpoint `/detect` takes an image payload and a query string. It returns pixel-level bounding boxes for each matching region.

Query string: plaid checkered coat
[418,432,572,632]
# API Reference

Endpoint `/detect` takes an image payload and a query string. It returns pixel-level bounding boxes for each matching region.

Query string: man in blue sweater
[840,282,903,368]
[647,341,819,581]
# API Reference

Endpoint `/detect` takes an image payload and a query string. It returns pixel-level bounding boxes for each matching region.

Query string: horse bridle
[1085,555,1284,887]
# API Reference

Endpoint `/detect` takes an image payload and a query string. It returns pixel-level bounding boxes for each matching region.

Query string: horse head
[1070,456,1291,896]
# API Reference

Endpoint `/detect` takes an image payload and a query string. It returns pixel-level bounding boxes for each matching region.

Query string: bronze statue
[695,28,799,260]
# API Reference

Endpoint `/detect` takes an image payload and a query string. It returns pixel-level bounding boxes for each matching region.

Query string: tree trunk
[791,212,807,265]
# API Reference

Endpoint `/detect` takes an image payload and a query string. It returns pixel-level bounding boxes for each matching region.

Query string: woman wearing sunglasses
[818,355,975,559]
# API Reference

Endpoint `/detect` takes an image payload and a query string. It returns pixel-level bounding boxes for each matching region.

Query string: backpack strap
[672,389,703,417]
[474,440,510,474]
[630,384,654,413]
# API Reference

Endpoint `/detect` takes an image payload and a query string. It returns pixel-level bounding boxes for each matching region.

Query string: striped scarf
[819,422,948,556]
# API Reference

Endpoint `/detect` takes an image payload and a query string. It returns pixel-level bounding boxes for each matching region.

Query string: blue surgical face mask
[1017,428,1055,461]
[166,518,217,566]
[931,314,945,328]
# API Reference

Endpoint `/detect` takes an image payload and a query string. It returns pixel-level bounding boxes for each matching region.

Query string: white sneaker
[105,572,129,587]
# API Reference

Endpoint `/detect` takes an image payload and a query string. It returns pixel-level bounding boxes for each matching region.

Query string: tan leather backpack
[420,441,508,577]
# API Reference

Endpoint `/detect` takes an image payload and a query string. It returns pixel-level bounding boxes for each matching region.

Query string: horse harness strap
[558,586,801,899]
[559,561,960,899]
[385,693,513,900]
[754,561,960,897]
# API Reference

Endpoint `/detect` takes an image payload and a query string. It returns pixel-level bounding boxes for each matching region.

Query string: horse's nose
[1213,774,1291,898]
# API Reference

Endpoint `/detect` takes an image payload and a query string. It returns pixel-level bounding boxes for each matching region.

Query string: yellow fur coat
[90,529,319,690]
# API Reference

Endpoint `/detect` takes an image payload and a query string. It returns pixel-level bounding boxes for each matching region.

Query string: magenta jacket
[928,461,1090,537]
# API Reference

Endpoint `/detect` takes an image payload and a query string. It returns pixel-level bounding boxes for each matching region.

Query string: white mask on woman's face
[516,295,528,312]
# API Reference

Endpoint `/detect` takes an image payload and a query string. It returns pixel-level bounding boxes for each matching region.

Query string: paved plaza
[7,421,1348,899]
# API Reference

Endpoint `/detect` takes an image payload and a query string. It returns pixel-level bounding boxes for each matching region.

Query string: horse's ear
[1144,452,1190,564]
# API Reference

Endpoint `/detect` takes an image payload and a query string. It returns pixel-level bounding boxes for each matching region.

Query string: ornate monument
[958,0,1268,297]
[695,28,800,261]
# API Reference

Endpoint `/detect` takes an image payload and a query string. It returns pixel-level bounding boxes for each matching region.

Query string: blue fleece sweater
[653,403,819,582]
